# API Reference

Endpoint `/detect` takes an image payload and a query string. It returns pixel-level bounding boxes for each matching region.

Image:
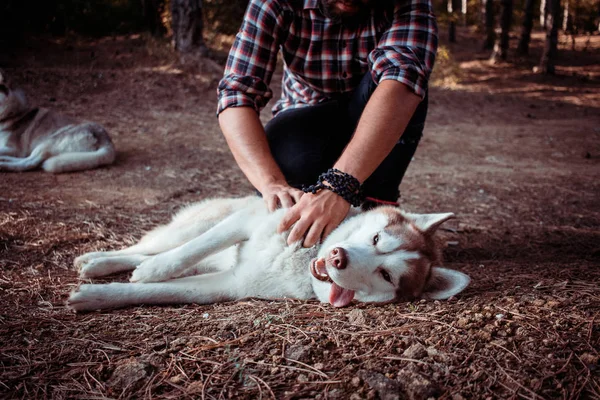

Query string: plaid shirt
[217,0,438,116]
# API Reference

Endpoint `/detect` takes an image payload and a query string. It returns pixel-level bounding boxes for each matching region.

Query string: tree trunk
[479,0,487,29]
[517,0,536,55]
[171,0,208,56]
[448,0,460,42]
[540,0,549,29]
[490,0,513,62]
[461,0,468,25]
[597,1,600,32]
[563,0,576,49]
[483,0,496,49]
[538,0,561,73]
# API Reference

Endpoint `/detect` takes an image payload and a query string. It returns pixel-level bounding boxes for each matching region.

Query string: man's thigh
[265,101,353,188]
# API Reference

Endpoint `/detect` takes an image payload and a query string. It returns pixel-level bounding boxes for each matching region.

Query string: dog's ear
[404,212,455,235]
[422,267,470,300]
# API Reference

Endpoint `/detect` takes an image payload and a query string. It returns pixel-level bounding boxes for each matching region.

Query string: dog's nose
[329,247,347,270]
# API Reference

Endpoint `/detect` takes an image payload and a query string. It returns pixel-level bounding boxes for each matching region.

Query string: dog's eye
[380,269,392,283]
[372,234,380,246]
[0,84,7,95]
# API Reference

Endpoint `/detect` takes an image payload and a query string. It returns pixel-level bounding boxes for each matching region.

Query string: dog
[68,196,470,311]
[0,70,116,173]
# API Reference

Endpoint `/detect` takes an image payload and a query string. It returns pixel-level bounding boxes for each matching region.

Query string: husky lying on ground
[0,70,115,173]
[68,196,470,311]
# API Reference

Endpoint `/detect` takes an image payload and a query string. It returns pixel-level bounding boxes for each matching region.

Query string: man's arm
[217,1,302,210]
[279,80,422,247]
[218,107,303,211]
[279,0,438,247]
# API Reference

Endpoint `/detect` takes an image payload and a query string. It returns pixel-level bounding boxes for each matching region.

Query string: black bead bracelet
[302,168,365,207]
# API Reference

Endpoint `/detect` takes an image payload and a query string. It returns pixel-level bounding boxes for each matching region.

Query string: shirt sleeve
[216,0,287,115]
[368,0,438,99]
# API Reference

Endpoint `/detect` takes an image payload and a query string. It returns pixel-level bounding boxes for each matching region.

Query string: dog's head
[310,206,470,307]
[0,69,28,121]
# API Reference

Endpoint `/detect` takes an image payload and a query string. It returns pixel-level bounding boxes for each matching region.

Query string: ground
[0,28,599,399]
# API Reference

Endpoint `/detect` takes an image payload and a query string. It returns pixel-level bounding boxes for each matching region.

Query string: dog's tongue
[329,282,355,307]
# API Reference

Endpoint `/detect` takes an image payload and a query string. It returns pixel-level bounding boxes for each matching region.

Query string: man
[217,0,438,248]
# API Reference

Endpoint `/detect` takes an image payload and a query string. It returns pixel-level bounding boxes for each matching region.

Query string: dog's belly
[236,229,318,300]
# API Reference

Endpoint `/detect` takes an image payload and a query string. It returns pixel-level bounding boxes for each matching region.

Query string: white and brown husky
[0,70,115,173]
[68,196,470,311]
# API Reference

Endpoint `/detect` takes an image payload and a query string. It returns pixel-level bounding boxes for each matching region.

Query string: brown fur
[379,207,445,300]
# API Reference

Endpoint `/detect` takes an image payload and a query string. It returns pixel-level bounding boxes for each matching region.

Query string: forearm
[218,106,287,193]
[334,80,422,183]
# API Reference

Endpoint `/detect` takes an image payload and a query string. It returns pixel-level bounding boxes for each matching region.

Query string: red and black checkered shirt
[217,0,438,116]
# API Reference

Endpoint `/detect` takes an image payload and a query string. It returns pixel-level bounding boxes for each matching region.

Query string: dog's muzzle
[310,258,332,282]
[328,247,347,270]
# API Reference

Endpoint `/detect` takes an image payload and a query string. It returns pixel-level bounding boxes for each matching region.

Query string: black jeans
[265,73,428,204]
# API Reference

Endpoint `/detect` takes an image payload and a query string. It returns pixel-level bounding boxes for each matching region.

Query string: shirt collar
[304,0,320,9]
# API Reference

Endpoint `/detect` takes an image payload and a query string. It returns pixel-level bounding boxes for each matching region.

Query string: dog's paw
[78,257,121,279]
[74,252,106,271]
[68,284,118,312]
[130,256,170,283]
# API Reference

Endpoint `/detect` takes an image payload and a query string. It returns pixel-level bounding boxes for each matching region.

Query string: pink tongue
[329,283,355,307]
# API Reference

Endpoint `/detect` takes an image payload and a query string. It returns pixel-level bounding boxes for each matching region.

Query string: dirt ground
[1,28,599,399]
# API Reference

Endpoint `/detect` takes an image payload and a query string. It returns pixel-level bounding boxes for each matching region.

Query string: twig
[245,360,328,379]
[284,358,329,378]
[249,374,275,399]
[492,357,544,400]
[383,356,431,366]
[490,342,522,362]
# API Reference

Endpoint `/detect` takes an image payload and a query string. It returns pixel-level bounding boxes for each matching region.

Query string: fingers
[290,189,304,203]
[278,206,299,234]
[265,186,304,212]
[287,215,312,245]
[266,195,279,212]
[302,220,327,248]
[279,192,295,209]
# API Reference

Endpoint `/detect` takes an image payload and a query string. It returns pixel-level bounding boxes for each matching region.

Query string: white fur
[68,196,470,311]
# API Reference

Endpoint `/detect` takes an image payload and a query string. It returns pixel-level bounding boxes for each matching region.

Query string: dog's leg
[130,207,263,283]
[76,197,258,277]
[0,153,45,171]
[68,271,245,312]
[78,254,152,278]
[0,147,18,156]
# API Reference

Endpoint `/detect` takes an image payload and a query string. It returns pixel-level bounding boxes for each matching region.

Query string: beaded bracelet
[302,168,365,207]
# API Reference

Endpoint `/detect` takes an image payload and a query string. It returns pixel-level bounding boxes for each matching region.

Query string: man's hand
[262,182,304,212]
[278,190,351,247]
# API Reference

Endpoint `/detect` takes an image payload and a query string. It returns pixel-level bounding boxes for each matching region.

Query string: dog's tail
[41,126,116,173]
[41,145,116,173]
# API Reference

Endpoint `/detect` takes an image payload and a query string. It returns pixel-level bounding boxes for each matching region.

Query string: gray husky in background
[0,70,115,173]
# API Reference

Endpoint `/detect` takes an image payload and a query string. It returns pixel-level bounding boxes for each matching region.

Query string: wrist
[302,168,365,207]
